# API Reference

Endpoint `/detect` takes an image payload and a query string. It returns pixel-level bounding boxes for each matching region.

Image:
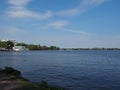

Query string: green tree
[0,40,14,50]
[0,41,7,48]
[49,46,60,50]
[6,41,14,50]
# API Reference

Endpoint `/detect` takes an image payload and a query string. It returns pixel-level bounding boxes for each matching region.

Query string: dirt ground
[0,74,22,90]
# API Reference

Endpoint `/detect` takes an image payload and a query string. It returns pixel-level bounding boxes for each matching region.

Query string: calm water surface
[0,50,120,90]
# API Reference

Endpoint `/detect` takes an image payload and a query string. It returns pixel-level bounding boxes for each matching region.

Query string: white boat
[13,46,29,51]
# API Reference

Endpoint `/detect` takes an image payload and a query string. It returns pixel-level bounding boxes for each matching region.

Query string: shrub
[1,67,21,77]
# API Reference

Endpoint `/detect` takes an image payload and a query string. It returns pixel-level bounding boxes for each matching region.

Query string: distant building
[1,40,16,43]
[13,46,28,51]
[1,40,9,42]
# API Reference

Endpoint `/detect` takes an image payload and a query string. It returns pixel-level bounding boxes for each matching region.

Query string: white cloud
[6,0,110,18]
[43,20,70,29]
[80,0,110,9]
[81,0,109,6]
[42,20,89,35]
[7,9,52,19]
[56,8,80,16]
[56,0,109,16]
[62,28,90,35]
[8,0,31,6]
[7,0,52,19]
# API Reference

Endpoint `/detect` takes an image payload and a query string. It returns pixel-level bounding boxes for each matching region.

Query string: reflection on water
[0,50,120,90]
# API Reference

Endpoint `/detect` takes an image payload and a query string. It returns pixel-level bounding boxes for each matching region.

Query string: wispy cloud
[7,9,52,19]
[0,26,26,40]
[6,0,110,18]
[43,20,70,29]
[81,0,109,6]
[62,28,90,35]
[8,0,31,6]
[56,8,80,16]
[42,20,89,35]
[56,0,109,16]
[7,0,52,19]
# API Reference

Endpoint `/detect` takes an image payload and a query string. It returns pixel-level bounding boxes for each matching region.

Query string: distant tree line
[0,41,60,50]
[16,43,60,50]
[1,40,120,51]
[62,48,120,50]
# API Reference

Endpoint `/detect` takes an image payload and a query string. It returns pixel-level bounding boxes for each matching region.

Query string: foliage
[16,43,60,50]
[0,40,14,50]
[50,46,60,50]
[0,67,21,77]
[15,43,28,47]
[0,67,64,90]
[0,41,7,48]
[38,81,64,90]
[0,40,60,50]
[62,48,120,50]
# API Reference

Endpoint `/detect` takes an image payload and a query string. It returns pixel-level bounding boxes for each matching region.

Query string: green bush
[1,67,21,77]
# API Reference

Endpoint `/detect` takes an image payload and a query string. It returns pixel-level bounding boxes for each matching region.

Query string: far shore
[0,48,120,52]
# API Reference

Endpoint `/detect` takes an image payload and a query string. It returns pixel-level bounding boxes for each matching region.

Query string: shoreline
[0,67,64,90]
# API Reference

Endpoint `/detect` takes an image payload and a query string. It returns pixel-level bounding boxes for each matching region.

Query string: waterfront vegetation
[0,40,14,50]
[0,40,60,50]
[16,43,60,50]
[62,48,120,50]
[0,67,64,90]
[0,40,120,51]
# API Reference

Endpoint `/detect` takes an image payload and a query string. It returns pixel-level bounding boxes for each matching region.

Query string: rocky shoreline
[0,67,64,90]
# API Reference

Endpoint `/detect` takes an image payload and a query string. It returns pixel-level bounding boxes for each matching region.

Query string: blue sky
[0,0,120,48]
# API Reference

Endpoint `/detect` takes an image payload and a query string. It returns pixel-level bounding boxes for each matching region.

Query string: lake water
[0,50,120,90]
